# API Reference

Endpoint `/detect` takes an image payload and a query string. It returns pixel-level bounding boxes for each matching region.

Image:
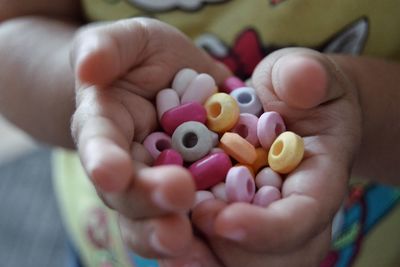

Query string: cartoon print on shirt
[196,17,369,79]
[126,0,229,12]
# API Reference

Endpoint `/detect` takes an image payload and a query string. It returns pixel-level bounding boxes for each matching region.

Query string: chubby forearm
[333,55,400,184]
[0,17,80,148]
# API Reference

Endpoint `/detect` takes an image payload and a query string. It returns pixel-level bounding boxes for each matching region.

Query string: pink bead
[172,68,198,97]
[255,167,283,189]
[257,111,286,150]
[143,132,172,159]
[252,186,281,207]
[193,190,215,208]
[225,166,255,203]
[153,149,183,167]
[160,102,207,135]
[156,88,180,121]
[231,113,259,146]
[181,73,217,104]
[221,76,246,93]
[189,152,232,190]
[211,182,227,202]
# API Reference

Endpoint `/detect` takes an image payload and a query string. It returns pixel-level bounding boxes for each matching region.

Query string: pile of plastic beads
[143,68,304,208]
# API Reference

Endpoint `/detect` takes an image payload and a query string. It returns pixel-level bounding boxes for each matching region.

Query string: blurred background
[0,115,67,266]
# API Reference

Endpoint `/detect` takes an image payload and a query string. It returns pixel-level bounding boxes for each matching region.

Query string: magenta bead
[222,76,245,94]
[193,190,215,208]
[255,167,283,189]
[189,152,232,190]
[160,102,207,135]
[231,113,259,146]
[252,186,281,207]
[153,149,183,167]
[143,132,172,159]
[257,111,286,150]
[225,166,255,203]
[181,73,217,104]
[156,88,180,121]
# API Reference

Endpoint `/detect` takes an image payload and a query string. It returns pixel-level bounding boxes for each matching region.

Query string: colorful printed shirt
[53,1,400,267]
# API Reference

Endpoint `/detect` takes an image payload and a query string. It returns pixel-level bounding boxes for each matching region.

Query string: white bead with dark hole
[230,87,263,116]
[171,121,214,162]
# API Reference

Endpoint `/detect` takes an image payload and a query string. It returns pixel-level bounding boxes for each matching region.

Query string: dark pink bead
[160,102,207,135]
[188,152,232,190]
[153,149,183,167]
[221,76,246,93]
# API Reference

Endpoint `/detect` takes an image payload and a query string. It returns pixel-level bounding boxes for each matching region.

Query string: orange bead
[251,147,269,173]
[268,131,304,174]
[204,93,240,133]
[220,132,257,165]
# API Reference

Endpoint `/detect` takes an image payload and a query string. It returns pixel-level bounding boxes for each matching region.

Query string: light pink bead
[231,113,259,146]
[221,76,245,94]
[181,73,217,104]
[143,132,172,159]
[189,152,232,190]
[211,182,227,202]
[252,186,281,207]
[160,102,207,135]
[193,190,215,208]
[153,149,183,167]
[172,68,198,97]
[257,111,286,150]
[156,89,180,121]
[255,167,283,189]
[225,166,255,203]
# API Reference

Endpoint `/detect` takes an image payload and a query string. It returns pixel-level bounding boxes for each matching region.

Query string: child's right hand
[69,17,230,259]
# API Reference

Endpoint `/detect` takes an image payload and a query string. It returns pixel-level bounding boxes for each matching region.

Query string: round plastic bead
[257,111,286,150]
[153,149,183,167]
[230,113,259,146]
[268,131,304,174]
[172,121,214,162]
[211,182,227,202]
[234,163,255,177]
[160,102,207,136]
[189,152,232,190]
[252,186,281,207]
[143,132,172,159]
[221,76,245,94]
[156,88,180,121]
[181,73,217,104]
[255,167,283,189]
[204,93,240,133]
[251,147,269,173]
[220,132,257,165]
[172,68,198,97]
[193,190,215,208]
[225,166,255,203]
[230,87,263,116]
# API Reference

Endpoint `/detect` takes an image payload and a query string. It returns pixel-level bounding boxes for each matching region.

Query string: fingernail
[152,189,175,211]
[149,232,172,255]
[219,228,246,241]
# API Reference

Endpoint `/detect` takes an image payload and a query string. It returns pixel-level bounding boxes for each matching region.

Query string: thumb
[252,48,349,110]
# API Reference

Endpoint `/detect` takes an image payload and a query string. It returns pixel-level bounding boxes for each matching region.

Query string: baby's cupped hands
[163,48,362,267]
[69,18,230,259]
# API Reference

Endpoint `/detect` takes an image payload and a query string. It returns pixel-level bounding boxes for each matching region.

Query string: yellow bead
[251,147,269,173]
[204,93,240,133]
[268,131,304,174]
[220,132,257,165]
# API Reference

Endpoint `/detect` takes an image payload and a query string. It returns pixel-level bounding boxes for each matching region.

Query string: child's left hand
[160,48,362,267]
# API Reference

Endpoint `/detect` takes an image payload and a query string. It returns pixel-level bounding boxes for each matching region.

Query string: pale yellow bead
[268,131,304,174]
[204,93,240,133]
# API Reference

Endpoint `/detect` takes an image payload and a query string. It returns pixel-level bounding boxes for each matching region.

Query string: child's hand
[161,48,362,267]
[70,18,230,259]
